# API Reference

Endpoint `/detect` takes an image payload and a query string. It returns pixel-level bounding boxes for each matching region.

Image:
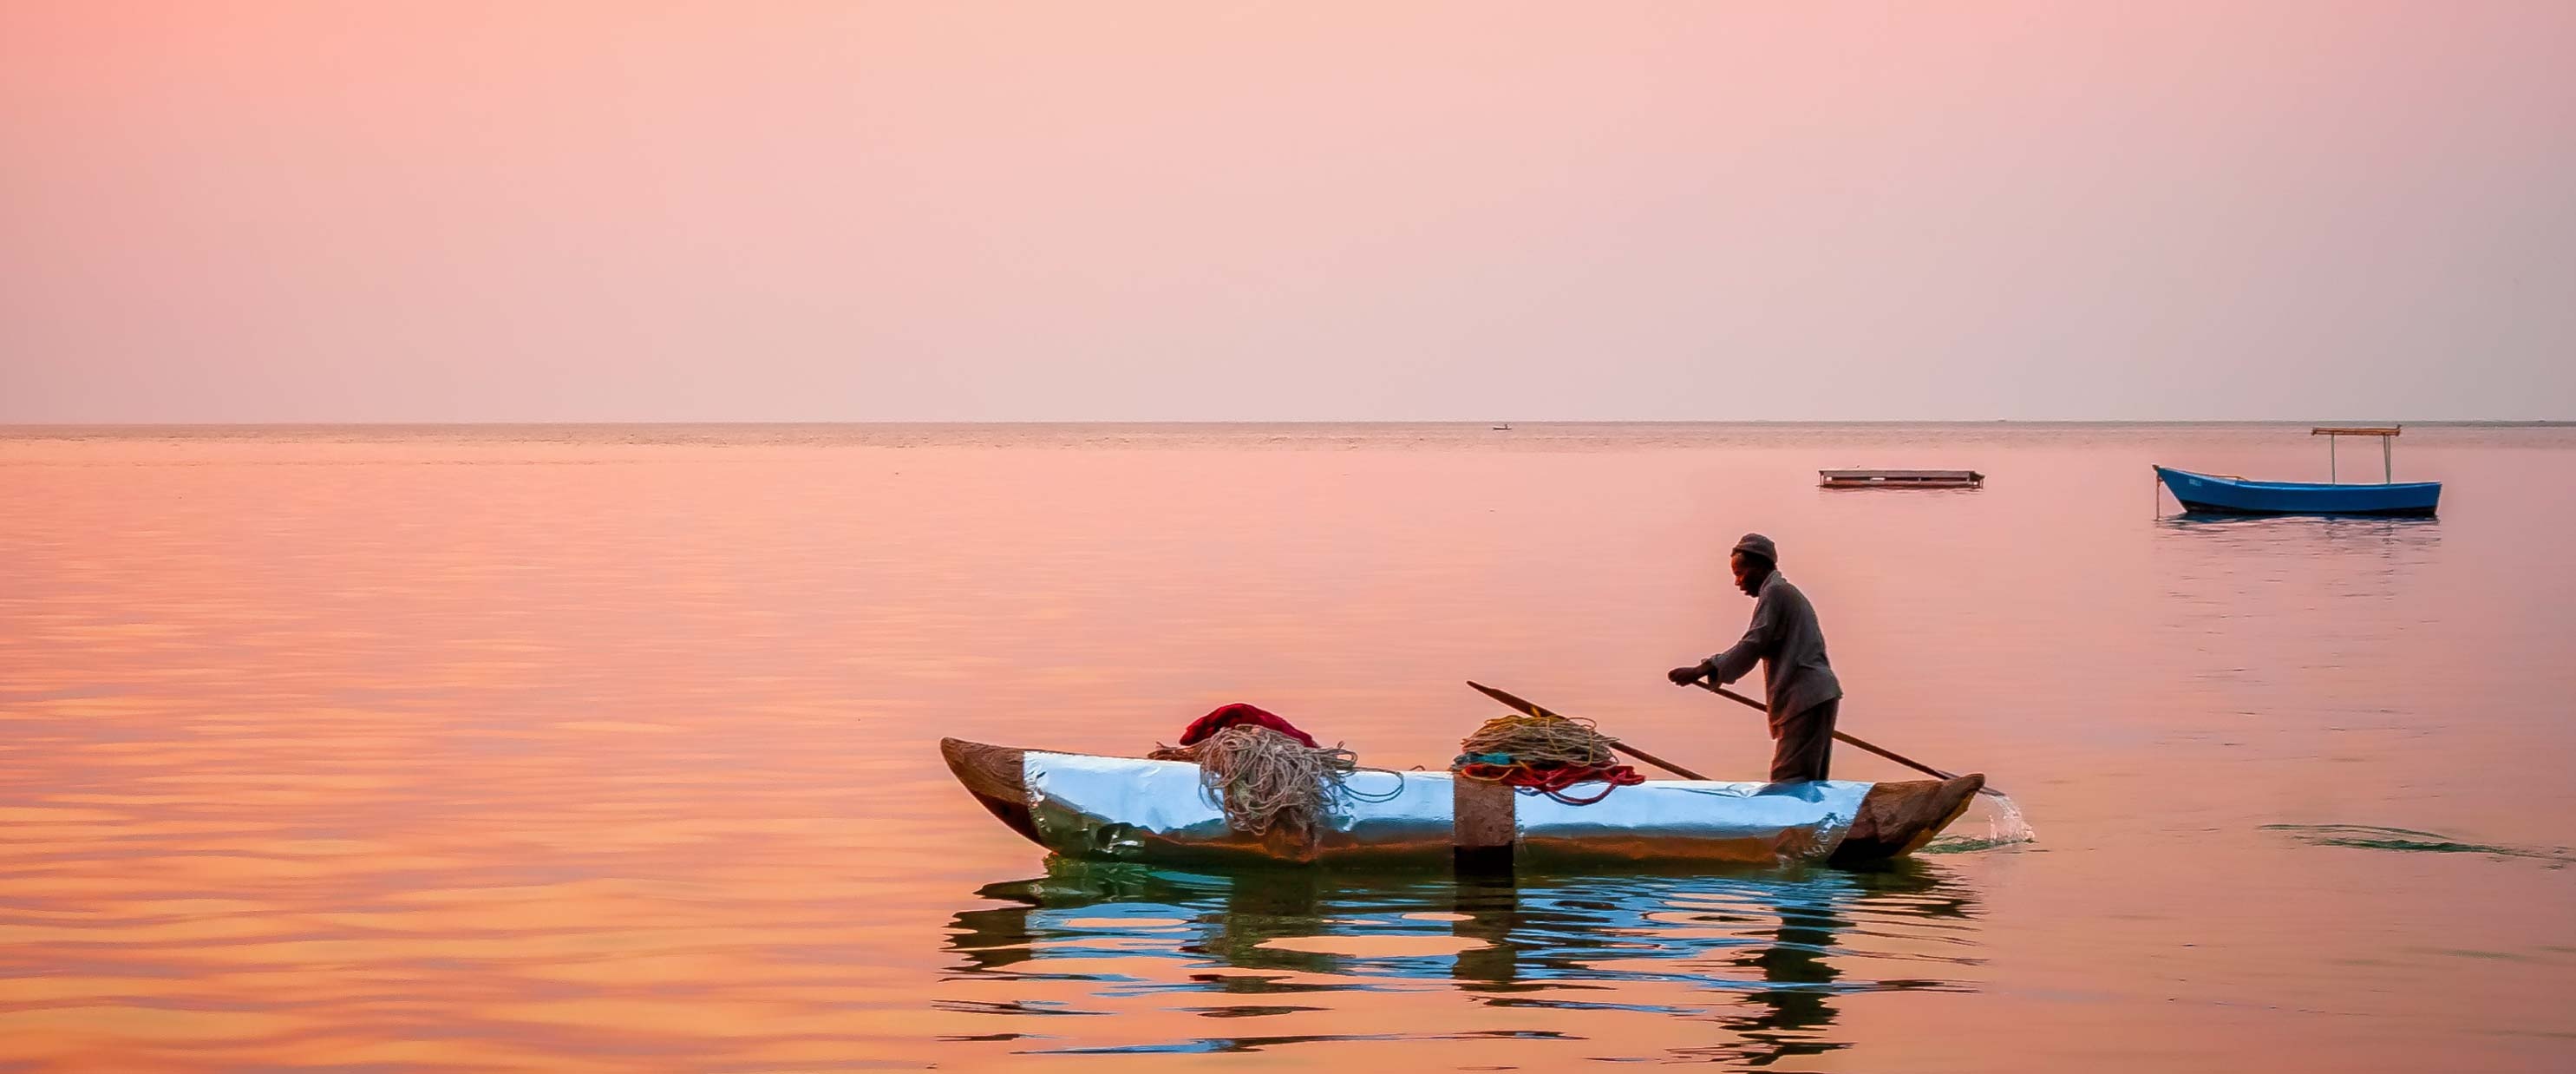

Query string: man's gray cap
[1732,533,1777,564]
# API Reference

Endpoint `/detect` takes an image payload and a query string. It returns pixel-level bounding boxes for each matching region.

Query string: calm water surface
[2,423,2571,1071]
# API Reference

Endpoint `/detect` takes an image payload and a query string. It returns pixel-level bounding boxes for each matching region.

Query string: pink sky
[3,2,2572,422]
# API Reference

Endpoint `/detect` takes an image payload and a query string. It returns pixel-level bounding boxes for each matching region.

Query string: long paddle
[1464,680,1710,781]
[1685,678,2006,797]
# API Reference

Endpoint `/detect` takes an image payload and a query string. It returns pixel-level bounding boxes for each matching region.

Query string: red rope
[1455,761,1644,805]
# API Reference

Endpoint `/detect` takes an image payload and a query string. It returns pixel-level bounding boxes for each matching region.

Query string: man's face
[1729,552,1763,595]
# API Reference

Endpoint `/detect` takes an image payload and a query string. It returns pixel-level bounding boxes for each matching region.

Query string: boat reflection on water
[2153,510,2443,630]
[2155,511,2442,547]
[941,858,1982,1062]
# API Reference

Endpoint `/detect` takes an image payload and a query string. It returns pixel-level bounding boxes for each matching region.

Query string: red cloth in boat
[1178,703,1318,749]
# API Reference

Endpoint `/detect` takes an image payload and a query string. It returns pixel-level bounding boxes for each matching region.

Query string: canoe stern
[1826,774,1984,867]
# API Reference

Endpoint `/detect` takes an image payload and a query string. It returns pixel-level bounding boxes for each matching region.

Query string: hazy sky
[4,2,2572,422]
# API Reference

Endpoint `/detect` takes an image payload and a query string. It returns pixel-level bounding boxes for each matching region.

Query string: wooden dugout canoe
[942,737,1984,870]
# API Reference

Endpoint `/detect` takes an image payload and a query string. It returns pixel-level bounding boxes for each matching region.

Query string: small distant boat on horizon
[1820,468,1982,488]
[1492,422,1513,430]
[2155,426,2441,517]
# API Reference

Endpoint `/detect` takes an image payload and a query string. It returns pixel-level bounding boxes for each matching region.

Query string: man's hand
[1667,665,1706,686]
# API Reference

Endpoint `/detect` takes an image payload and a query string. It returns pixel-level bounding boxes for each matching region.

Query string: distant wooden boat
[941,737,1984,871]
[1820,468,1983,488]
[2155,427,2441,517]
[1492,422,1513,430]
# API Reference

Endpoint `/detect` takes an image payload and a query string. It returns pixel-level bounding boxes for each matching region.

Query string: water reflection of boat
[942,738,1983,869]
[941,858,1981,1061]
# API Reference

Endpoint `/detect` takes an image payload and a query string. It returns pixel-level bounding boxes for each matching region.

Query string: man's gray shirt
[1704,572,1843,730]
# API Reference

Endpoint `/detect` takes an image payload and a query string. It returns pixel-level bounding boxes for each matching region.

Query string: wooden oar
[1464,680,1710,781]
[1686,678,2006,797]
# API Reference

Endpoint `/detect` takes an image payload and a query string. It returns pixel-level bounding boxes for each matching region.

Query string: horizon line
[4,418,2573,429]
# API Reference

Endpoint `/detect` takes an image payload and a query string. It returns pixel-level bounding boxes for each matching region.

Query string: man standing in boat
[1668,534,1844,783]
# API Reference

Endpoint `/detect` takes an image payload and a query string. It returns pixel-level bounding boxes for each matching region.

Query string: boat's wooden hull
[941,738,1983,870]
[2156,465,2440,517]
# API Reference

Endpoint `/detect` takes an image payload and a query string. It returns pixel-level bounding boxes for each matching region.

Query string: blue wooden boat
[2155,426,2440,517]
[2154,467,2441,516]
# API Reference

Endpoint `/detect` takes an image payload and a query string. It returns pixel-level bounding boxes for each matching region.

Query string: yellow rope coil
[1150,725,1378,838]
[1454,712,1622,781]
